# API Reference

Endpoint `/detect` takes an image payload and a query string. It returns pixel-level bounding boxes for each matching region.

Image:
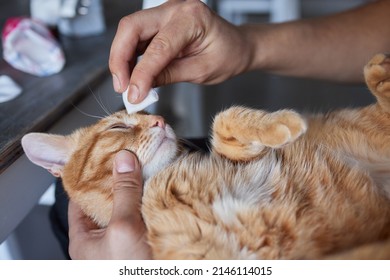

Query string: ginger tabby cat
[22,54,390,259]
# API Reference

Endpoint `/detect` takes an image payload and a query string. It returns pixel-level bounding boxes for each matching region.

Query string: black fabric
[49,179,70,259]
[49,138,210,258]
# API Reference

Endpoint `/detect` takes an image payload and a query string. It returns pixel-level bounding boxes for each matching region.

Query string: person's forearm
[243,0,390,83]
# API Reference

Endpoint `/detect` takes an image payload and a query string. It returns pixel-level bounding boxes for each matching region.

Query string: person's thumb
[111,150,143,224]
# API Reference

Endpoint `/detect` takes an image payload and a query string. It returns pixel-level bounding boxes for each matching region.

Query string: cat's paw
[211,107,307,161]
[364,53,390,99]
[261,110,307,148]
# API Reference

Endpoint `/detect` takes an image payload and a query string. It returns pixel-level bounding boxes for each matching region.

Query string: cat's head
[21,110,179,226]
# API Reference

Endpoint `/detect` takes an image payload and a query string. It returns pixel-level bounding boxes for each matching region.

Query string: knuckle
[156,68,173,86]
[108,55,117,71]
[113,175,143,193]
[117,15,134,31]
[108,220,129,234]
[133,63,154,81]
[180,0,207,15]
[113,180,139,191]
[109,218,144,237]
[173,1,209,39]
[148,35,173,54]
[181,0,211,25]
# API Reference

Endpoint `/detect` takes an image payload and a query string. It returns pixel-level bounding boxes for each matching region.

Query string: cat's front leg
[211,106,307,161]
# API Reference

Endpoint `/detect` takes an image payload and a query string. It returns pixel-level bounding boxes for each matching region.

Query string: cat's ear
[21,133,73,177]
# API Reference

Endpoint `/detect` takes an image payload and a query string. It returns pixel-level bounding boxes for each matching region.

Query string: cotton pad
[122,88,159,114]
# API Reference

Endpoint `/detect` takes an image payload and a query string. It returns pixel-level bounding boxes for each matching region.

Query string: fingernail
[128,84,140,104]
[113,74,121,92]
[115,150,136,173]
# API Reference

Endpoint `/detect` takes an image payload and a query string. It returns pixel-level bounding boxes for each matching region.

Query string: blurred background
[0,0,375,259]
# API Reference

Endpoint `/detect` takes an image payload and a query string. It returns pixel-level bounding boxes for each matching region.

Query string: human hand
[68,150,151,260]
[109,0,252,103]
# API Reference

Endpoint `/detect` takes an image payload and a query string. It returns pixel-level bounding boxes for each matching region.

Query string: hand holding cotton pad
[122,88,159,114]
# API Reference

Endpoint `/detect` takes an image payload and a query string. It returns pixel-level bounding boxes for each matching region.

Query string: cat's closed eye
[108,123,133,130]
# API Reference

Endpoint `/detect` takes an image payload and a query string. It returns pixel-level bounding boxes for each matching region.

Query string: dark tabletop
[0,0,142,174]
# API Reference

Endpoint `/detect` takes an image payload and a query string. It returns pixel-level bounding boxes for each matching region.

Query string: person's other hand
[109,0,251,103]
[68,150,151,259]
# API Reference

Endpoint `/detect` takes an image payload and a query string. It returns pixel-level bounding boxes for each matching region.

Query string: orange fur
[22,54,390,259]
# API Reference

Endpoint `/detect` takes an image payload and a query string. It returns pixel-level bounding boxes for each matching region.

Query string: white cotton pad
[122,88,159,114]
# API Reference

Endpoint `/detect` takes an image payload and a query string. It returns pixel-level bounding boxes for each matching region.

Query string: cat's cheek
[142,153,175,180]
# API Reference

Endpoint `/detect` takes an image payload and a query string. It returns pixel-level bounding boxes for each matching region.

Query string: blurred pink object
[2,17,65,76]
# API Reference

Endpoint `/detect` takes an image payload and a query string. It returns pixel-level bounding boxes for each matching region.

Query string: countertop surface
[0,0,141,174]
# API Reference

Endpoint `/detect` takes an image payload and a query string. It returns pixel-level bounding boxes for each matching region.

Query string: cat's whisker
[71,103,105,120]
[100,92,116,115]
[87,85,112,117]
[97,91,113,116]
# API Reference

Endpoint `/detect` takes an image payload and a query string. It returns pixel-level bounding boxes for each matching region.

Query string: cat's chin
[142,137,178,180]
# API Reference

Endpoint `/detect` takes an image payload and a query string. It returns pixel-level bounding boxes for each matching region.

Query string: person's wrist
[236,24,255,74]
[239,23,274,73]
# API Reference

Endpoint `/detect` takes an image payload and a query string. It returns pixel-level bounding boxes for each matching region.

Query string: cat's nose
[150,116,165,129]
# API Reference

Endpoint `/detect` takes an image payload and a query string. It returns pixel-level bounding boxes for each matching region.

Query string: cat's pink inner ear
[21,133,72,177]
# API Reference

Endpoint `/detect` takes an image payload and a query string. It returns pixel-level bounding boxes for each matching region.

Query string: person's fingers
[109,20,137,93]
[109,9,163,93]
[155,56,208,86]
[110,150,143,225]
[110,0,213,102]
[127,18,198,103]
[108,150,152,260]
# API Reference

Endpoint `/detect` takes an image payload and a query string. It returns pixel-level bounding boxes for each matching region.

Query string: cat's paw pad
[364,53,390,94]
[260,110,307,148]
